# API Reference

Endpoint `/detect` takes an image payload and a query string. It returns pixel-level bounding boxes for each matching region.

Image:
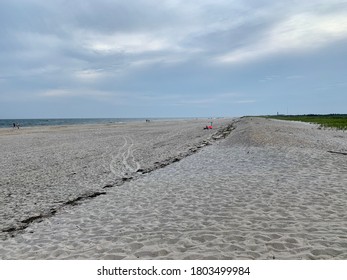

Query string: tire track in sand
[110,136,140,177]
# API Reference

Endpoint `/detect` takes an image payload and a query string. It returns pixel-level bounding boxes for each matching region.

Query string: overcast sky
[1,0,347,118]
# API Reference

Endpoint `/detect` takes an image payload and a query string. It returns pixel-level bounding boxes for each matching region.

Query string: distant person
[16,123,20,129]
[13,123,16,129]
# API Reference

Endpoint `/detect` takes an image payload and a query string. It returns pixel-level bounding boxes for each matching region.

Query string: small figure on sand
[13,123,16,129]
[204,125,213,130]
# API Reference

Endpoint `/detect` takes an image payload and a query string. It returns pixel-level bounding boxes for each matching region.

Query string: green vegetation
[263,114,347,130]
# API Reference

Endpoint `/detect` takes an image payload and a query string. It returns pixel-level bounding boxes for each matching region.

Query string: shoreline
[0,117,225,130]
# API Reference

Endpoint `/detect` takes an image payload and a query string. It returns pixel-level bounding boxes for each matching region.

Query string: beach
[0,118,233,240]
[1,117,347,259]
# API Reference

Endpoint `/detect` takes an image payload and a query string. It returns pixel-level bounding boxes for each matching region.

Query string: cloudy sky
[1,0,347,118]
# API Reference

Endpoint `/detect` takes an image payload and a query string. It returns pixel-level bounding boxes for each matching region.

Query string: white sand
[1,117,347,259]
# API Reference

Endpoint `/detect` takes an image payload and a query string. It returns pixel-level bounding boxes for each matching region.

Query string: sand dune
[1,117,347,259]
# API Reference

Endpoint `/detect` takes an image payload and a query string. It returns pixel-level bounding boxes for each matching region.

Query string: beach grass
[263,114,347,130]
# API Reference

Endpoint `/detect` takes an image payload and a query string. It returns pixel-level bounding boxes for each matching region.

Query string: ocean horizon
[0,117,203,128]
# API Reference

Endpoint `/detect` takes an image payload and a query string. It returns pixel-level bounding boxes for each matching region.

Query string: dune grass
[264,114,347,130]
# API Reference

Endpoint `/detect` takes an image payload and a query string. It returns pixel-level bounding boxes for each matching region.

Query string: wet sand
[1,117,347,259]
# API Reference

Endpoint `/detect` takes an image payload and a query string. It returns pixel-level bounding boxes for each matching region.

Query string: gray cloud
[1,0,347,118]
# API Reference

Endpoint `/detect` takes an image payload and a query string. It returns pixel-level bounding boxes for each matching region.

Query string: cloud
[161,92,255,107]
[38,89,113,99]
[1,0,347,117]
[82,32,175,55]
[215,9,347,64]
[233,99,256,104]
[259,75,281,82]
[74,69,108,82]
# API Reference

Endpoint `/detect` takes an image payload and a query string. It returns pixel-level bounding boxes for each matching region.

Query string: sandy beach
[1,117,347,259]
[0,118,233,240]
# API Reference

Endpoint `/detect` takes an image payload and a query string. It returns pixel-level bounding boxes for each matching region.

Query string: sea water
[0,118,150,128]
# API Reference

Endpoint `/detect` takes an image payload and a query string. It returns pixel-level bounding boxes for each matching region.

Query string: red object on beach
[208,125,213,129]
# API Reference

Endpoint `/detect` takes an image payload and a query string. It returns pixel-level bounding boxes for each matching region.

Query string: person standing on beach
[11,123,20,129]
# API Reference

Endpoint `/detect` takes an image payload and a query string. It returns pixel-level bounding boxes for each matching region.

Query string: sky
[1,0,347,118]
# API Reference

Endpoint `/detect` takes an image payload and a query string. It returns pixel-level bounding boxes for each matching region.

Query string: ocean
[0,118,152,128]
